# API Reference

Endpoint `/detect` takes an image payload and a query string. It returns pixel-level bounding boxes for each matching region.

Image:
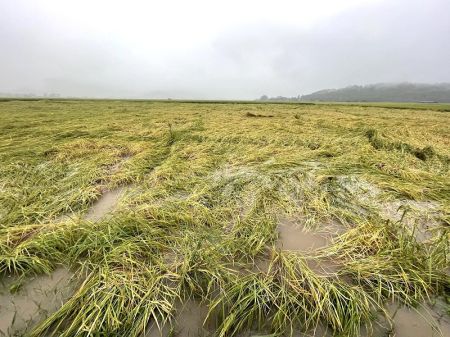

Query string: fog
[1,0,449,99]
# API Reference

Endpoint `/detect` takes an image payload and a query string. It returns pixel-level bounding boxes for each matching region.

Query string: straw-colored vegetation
[0,99,449,336]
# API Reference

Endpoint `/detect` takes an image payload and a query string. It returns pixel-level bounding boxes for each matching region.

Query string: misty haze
[1,0,450,99]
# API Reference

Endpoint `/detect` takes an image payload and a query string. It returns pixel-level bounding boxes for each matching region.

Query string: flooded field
[0,100,448,336]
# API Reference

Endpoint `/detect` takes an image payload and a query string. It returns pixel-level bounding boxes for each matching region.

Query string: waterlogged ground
[0,100,449,337]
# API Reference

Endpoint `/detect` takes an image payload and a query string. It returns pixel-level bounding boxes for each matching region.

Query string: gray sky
[1,0,449,99]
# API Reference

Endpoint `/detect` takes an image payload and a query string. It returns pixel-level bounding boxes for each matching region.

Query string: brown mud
[0,267,74,336]
[146,299,214,337]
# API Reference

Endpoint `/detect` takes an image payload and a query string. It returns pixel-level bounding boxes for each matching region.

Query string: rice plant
[0,99,448,336]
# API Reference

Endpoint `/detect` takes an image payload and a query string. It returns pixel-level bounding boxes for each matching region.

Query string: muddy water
[277,217,342,253]
[0,267,74,336]
[146,299,214,337]
[278,222,328,252]
[84,186,127,221]
[277,218,342,276]
[358,301,450,337]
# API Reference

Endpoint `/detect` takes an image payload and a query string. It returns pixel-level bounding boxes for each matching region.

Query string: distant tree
[300,83,450,102]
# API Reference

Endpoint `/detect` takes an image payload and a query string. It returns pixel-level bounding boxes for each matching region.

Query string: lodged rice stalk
[0,100,448,336]
[320,220,449,305]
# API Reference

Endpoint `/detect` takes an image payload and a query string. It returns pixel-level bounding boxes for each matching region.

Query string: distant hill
[299,83,450,103]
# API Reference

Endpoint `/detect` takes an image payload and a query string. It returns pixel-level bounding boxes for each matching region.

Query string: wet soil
[146,299,214,337]
[385,301,450,337]
[362,301,450,337]
[0,267,74,336]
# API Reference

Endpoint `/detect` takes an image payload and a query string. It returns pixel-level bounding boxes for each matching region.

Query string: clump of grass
[246,111,274,118]
[228,215,278,259]
[173,229,234,299]
[365,127,446,163]
[29,266,179,337]
[210,249,375,337]
[321,220,449,305]
[0,223,65,275]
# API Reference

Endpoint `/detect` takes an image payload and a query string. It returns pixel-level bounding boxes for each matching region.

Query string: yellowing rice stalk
[0,99,449,336]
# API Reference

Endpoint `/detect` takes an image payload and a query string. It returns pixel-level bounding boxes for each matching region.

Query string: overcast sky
[1,0,449,99]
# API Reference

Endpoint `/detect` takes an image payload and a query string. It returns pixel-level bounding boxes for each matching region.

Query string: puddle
[84,186,127,221]
[277,223,328,252]
[171,300,213,337]
[146,299,214,337]
[0,267,74,336]
[277,218,338,253]
[276,218,344,277]
[254,257,271,274]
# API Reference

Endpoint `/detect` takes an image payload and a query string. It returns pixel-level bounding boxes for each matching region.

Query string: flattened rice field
[0,100,449,337]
